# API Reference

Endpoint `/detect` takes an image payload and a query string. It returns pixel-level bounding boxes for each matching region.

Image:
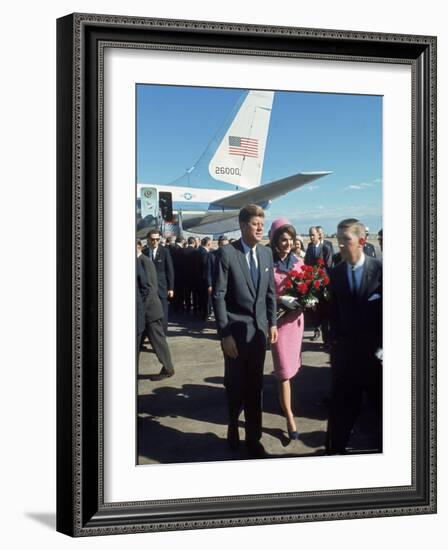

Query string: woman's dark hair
[271,224,297,259]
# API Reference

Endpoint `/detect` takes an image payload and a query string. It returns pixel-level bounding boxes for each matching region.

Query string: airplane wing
[210,171,332,209]
[182,210,240,234]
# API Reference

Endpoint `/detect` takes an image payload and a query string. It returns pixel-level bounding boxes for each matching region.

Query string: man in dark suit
[182,236,200,313]
[326,219,383,454]
[305,226,333,344]
[197,236,213,321]
[305,226,333,271]
[213,204,278,458]
[136,258,148,365]
[144,229,175,333]
[137,240,175,380]
[170,236,186,312]
[316,225,335,265]
[363,226,377,258]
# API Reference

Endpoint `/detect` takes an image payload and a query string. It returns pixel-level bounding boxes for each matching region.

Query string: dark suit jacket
[138,254,164,322]
[305,241,333,271]
[212,239,277,344]
[144,246,174,300]
[182,246,200,285]
[323,239,334,256]
[136,260,147,335]
[169,244,184,271]
[329,254,382,363]
[197,246,212,286]
[364,242,376,258]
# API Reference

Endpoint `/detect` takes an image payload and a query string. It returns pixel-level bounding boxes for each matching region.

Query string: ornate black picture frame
[56,13,437,536]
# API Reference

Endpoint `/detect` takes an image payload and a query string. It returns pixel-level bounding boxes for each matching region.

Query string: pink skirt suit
[271,254,305,381]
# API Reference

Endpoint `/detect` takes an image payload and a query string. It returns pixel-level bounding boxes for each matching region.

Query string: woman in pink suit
[270,218,305,440]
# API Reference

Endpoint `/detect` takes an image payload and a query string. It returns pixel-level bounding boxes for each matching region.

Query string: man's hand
[375,347,383,361]
[270,326,278,344]
[167,290,174,299]
[221,335,238,359]
[207,286,212,295]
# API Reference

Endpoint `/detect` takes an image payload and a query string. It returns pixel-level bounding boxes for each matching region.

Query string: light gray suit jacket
[212,239,277,345]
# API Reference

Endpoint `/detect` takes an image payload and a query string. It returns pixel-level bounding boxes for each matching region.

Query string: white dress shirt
[240,238,259,270]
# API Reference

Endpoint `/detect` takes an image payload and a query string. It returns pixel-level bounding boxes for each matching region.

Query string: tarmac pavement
[137,310,379,464]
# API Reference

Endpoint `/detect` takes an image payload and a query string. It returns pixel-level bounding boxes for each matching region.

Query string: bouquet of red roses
[277,258,330,319]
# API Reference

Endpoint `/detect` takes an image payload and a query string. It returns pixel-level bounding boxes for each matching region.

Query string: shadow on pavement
[138,383,228,426]
[137,417,305,464]
[138,416,231,464]
[262,365,331,423]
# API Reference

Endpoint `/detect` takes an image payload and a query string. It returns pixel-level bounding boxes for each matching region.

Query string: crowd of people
[136,203,383,458]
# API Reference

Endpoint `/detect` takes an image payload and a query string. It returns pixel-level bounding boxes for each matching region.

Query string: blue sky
[136,85,382,234]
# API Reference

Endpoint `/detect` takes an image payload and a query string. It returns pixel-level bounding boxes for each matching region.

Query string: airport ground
[137,308,381,465]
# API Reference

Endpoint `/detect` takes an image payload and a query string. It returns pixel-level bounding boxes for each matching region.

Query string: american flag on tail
[228,135,259,158]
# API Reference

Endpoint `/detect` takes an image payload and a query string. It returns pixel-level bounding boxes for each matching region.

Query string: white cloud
[345,182,375,190]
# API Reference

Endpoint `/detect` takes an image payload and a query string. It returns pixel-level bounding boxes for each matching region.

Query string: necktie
[249,248,259,289]
[351,266,357,295]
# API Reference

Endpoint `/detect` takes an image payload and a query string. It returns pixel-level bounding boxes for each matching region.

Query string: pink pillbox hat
[269,217,292,237]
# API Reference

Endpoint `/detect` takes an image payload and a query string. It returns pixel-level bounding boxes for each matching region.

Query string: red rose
[290,270,300,279]
[284,279,293,289]
[297,271,305,280]
[317,258,325,266]
[298,282,308,294]
[317,268,325,276]
[323,276,330,286]
[313,280,321,290]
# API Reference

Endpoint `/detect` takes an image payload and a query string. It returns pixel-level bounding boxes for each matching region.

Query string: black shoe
[288,430,300,441]
[310,329,321,342]
[227,424,240,450]
[150,368,175,381]
[245,440,267,459]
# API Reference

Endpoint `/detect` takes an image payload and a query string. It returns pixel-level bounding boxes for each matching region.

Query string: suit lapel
[339,262,353,302]
[358,255,373,300]
[255,245,264,297]
[235,240,256,297]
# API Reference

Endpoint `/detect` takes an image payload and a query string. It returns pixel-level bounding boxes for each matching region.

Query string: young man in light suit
[213,204,278,459]
[326,219,383,455]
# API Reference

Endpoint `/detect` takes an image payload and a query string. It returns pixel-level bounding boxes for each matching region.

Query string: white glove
[279,295,300,310]
[375,348,383,361]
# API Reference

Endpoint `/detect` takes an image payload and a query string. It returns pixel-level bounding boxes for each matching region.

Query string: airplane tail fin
[208,90,274,189]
